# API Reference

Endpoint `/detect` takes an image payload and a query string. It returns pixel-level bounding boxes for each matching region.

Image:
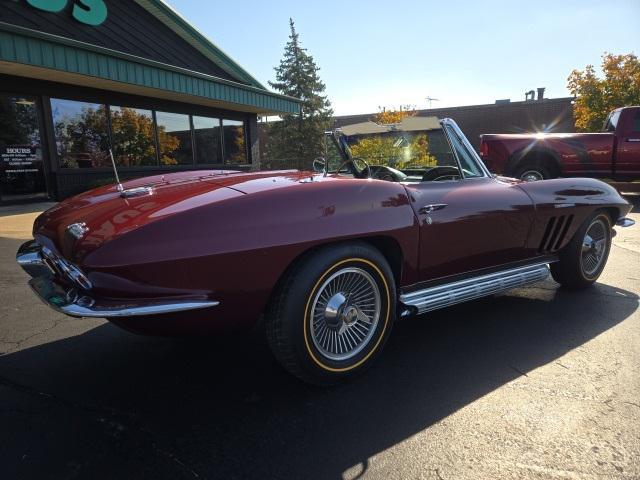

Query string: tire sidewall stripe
[303,257,391,373]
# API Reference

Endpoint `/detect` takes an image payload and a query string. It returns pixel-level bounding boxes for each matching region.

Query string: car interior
[319,119,488,183]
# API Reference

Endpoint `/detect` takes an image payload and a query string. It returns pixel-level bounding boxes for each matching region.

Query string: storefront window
[193,115,222,164]
[156,111,193,165]
[50,97,249,171]
[110,106,158,166]
[51,98,109,168]
[222,119,247,164]
[0,95,47,201]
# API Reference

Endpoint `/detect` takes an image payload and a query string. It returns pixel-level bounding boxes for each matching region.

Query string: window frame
[49,95,249,171]
[192,114,224,165]
[441,118,491,180]
[632,110,640,133]
[109,104,159,167]
[221,118,248,165]
[0,92,51,199]
[155,110,194,166]
[603,110,621,133]
[49,97,111,169]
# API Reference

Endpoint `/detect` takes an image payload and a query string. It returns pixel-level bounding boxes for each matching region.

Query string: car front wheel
[266,242,395,385]
[550,211,612,289]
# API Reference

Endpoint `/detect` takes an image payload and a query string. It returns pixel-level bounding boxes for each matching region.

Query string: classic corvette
[17,119,635,384]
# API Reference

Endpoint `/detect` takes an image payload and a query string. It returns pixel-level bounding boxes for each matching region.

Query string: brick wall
[332,98,575,151]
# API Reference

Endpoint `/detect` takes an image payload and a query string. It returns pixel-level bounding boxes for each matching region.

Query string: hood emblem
[66,222,89,240]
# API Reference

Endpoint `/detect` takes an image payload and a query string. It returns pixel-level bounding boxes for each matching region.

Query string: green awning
[0,22,300,115]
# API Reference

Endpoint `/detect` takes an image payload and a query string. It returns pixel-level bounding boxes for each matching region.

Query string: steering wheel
[336,157,371,179]
[368,165,408,182]
[422,166,461,182]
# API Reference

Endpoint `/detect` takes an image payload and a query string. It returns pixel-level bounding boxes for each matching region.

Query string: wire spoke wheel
[310,267,381,361]
[520,170,544,182]
[580,218,608,277]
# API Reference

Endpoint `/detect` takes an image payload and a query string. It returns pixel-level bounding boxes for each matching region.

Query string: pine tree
[267,19,333,169]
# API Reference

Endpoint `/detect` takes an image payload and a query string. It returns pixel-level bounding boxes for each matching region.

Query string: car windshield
[325,116,486,182]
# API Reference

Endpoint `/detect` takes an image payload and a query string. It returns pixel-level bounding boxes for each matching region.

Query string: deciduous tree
[350,134,437,168]
[374,105,416,124]
[568,53,640,131]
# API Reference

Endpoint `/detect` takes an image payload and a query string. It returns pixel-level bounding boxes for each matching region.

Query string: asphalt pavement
[0,197,638,480]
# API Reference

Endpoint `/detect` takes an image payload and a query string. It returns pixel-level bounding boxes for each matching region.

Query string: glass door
[0,94,48,203]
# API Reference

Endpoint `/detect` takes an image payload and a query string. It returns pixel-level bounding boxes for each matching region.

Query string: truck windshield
[603,110,621,132]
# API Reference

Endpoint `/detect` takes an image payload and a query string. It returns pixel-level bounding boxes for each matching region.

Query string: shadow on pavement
[0,256,637,479]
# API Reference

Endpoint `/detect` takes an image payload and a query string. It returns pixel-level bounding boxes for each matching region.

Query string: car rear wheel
[550,211,612,289]
[265,242,395,385]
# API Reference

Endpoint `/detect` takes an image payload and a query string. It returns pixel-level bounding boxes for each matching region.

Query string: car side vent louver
[538,215,574,253]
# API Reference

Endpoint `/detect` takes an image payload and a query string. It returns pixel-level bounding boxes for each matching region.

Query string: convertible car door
[406,122,536,282]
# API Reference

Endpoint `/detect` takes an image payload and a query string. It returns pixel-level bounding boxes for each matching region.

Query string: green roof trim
[136,0,266,89]
[0,22,300,115]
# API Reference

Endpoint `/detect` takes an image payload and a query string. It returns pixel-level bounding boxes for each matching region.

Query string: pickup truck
[479,106,640,182]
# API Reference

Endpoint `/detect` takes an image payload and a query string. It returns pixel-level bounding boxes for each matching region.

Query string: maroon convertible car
[17,119,635,384]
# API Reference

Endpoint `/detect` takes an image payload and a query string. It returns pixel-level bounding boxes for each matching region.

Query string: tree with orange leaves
[374,105,417,125]
[568,53,640,132]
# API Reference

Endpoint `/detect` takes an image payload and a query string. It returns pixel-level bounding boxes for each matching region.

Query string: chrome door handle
[419,203,448,214]
[627,138,640,142]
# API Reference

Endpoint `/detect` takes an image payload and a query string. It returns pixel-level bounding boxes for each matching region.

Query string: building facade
[0,0,299,203]
[331,97,576,150]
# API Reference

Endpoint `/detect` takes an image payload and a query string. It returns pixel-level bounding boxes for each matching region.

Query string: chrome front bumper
[616,217,635,228]
[17,240,219,319]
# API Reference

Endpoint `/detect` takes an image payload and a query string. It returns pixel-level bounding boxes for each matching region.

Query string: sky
[169,0,639,116]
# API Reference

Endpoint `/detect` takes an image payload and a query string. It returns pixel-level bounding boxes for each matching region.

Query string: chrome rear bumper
[17,240,219,319]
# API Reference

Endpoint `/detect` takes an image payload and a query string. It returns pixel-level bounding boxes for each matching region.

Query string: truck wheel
[515,163,549,181]
[265,242,396,385]
[550,211,612,290]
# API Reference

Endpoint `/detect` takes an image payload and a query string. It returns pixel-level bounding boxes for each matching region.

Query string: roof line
[334,97,575,120]
[0,22,299,105]
[135,0,266,90]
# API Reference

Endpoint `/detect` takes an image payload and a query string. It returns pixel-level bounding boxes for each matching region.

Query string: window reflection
[51,97,248,169]
[110,106,157,166]
[222,119,247,164]
[156,111,192,165]
[193,115,222,164]
[51,98,109,168]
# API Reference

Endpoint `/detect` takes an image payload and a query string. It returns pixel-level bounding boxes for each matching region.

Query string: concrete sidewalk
[0,202,56,240]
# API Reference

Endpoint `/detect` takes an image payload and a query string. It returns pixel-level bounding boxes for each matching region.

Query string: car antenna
[108,148,124,194]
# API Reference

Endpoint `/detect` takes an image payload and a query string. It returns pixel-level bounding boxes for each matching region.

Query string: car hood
[33,169,329,263]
